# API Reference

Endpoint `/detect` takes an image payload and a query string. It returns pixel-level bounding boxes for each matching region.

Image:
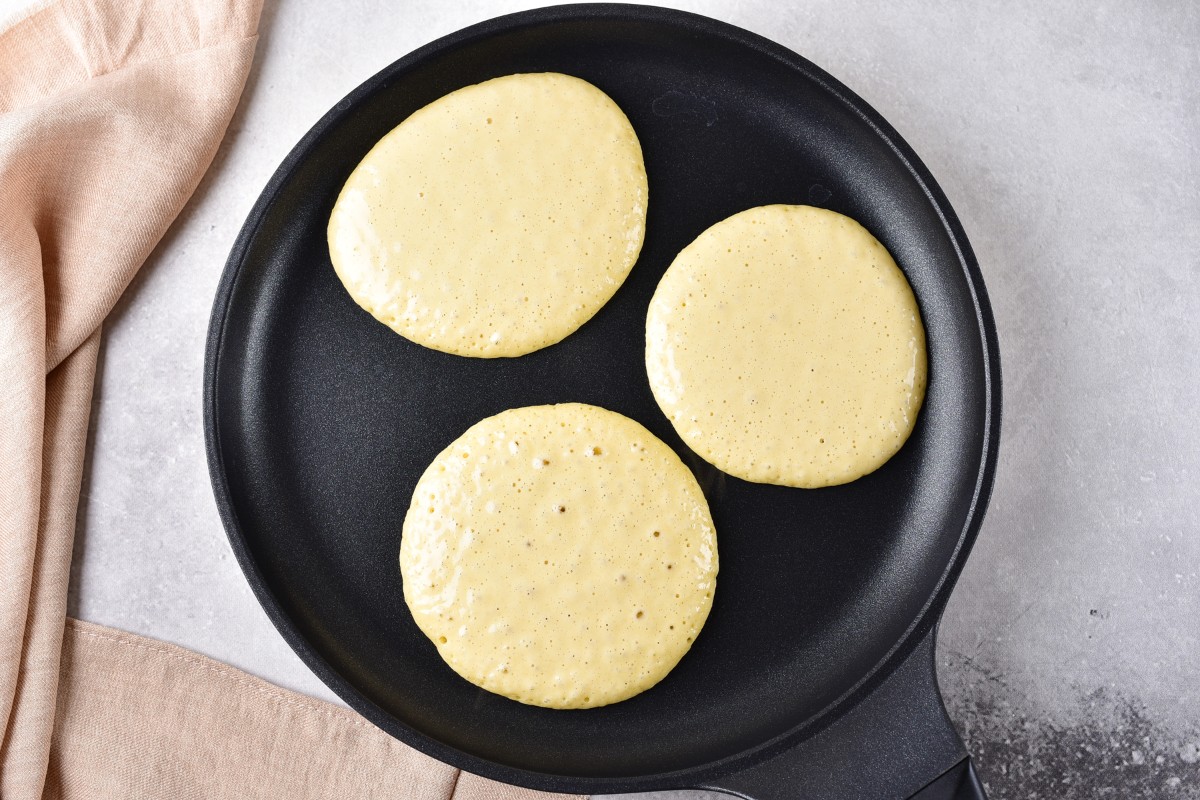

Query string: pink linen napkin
[0,1,581,797]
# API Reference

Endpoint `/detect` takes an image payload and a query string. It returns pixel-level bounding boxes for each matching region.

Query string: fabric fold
[1,335,97,800]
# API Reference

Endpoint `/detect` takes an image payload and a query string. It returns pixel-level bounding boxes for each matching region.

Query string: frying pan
[204,5,1000,799]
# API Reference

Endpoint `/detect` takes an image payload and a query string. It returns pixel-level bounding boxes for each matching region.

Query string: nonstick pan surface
[205,5,1000,797]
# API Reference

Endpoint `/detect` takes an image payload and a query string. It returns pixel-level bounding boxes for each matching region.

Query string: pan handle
[696,625,986,800]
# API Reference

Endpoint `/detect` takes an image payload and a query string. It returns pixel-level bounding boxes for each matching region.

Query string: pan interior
[210,10,989,781]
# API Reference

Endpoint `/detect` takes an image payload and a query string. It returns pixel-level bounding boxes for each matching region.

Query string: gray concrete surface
[18,0,1196,796]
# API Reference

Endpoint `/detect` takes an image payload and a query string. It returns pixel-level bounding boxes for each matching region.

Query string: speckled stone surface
[16,0,1195,797]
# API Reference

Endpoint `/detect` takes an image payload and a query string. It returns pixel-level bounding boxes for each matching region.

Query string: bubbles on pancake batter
[399,403,718,708]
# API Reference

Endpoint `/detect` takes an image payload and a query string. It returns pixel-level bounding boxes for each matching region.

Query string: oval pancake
[645,205,927,488]
[328,73,647,357]
[400,404,717,709]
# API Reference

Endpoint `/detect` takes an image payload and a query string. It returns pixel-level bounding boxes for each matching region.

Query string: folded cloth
[47,620,576,800]
[0,1,581,798]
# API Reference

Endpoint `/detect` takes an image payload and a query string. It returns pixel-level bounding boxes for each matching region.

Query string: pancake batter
[645,205,927,488]
[328,73,647,357]
[400,403,717,708]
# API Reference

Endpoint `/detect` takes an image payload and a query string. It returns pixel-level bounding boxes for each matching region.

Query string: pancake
[327,73,647,357]
[399,403,717,709]
[645,204,927,488]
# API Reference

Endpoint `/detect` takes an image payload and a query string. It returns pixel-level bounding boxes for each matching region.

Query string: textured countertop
[28,0,1198,797]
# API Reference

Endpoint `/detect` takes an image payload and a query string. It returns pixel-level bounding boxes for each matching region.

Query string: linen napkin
[0,1,581,797]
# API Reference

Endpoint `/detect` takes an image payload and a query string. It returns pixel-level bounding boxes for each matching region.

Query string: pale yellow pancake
[645,205,927,488]
[400,404,717,709]
[328,73,647,357]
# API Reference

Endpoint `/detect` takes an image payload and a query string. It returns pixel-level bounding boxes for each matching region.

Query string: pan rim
[203,3,1002,793]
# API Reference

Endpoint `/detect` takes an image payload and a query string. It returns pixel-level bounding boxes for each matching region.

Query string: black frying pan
[204,6,1000,799]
